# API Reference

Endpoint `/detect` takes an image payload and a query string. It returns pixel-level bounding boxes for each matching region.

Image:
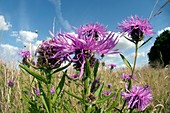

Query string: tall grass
[0,60,170,113]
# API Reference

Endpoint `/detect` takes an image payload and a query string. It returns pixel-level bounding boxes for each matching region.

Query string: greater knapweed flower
[70,74,79,79]
[103,91,112,96]
[50,86,55,94]
[34,88,40,96]
[36,37,68,69]
[108,64,116,70]
[121,84,153,111]
[8,80,14,87]
[56,23,119,77]
[18,50,31,59]
[121,73,135,81]
[108,83,112,88]
[118,16,154,41]
[91,78,101,93]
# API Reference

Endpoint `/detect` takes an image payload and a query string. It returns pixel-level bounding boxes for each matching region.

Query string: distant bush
[148,30,170,68]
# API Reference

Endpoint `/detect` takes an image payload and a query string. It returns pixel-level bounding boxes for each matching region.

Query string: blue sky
[0,0,170,68]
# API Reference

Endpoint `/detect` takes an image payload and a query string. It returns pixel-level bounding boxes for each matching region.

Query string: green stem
[132,43,138,75]
[46,71,52,113]
[129,108,134,113]
[120,42,139,113]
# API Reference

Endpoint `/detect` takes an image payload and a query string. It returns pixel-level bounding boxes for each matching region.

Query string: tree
[148,30,170,67]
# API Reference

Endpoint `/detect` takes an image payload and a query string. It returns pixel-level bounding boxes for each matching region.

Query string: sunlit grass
[0,60,170,113]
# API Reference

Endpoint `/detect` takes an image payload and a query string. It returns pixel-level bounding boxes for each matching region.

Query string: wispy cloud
[0,15,12,31]
[48,0,73,32]
[19,0,29,29]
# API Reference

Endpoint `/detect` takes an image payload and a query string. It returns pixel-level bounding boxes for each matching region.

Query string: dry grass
[0,60,170,113]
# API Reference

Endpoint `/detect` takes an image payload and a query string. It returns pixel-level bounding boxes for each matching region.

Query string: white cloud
[114,32,134,51]
[157,27,170,36]
[48,0,73,32]
[0,44,19,62]
[11,30,38,45]
[19,30,38,42]
[0,15,12,31]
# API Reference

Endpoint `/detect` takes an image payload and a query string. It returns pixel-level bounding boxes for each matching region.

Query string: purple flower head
[50,86,55,94]
[118,16,154,41]
[57,23,119,78]
[91,78,101,93]
[34,88,40,96]
[121,84,153,111]
[108,83,112,88]
[103,91,112,96]
[8,80,14,87]
[36,37,69,69]
[108,64,116,70]
[121,73,135,81]
[75,23,108,40]
[18,50,30,59]
[70,74,79,79]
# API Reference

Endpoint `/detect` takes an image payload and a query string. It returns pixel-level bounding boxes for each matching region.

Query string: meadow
[0,59,169,113]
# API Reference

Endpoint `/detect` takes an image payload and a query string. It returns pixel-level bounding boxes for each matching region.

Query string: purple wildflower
[56,23,119,77]
[74,23,108,40]
[34,88,40,96]
[70,74,79,79]
[108,83,112,88]
[50,86,55,94]
[36,37,69,69]
[18,50,30,59]
[118,16,154,41]
[103,91,112,96]
[121,73,135,81]
[8,80,14,87]
[91,78,101,93]
[121,84,153,111]
[108,64,116,70]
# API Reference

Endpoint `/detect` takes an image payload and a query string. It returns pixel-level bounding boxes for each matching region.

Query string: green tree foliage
[148,30,170,67]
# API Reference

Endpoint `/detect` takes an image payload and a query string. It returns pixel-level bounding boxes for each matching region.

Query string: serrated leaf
[19,64,47,84]
[139,37,153,48]
[119,54,132,71]
[52,71,66,104]
[94,83,104,99]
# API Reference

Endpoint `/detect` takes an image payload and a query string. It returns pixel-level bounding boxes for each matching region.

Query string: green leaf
[106,89,122,112]
[85,59,92,79]
[93,60,99,79]
[52,62,72,75]
[19,64,47,84]
[65,91,86,104]
[139,37,153,48]
[39,82,50,113]
[119,54,132,71]
[124,36,135,44]
[52,71,66,104]
[95,93,115,104]
[94,83,104,99]
[63,104,74,113]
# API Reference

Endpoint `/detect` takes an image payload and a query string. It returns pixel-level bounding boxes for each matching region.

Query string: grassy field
[0,60,170,113]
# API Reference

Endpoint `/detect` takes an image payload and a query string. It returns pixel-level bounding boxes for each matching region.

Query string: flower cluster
[121,84,153,111]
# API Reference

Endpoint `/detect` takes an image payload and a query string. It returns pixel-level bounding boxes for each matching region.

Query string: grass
[0,60,170,113]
